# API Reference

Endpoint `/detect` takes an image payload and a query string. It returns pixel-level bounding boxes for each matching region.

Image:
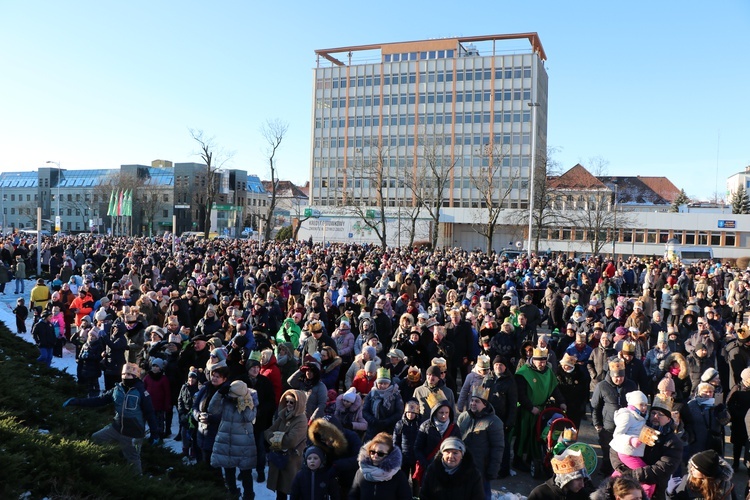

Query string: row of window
[316,66,532,89]
[542,228,738,247]
[6,207,98,217]
[383,50,456,62]
[316,89,532,111]
[314,109,532,130]
[312,197,530,209]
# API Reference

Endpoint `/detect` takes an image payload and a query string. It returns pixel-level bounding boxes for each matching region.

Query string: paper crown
[431,357,447,368]
[738,327,750,341]
[248,350,262,363]
[376,367,390,381]
[471,385,491,401]
[621,341,636,353]
[562,428,578,442]
[560,353,578,368]
[308,320,323,333]
[551,449,585,475]
[652,393,674,414]
[532,347,549,359]
[608,358,625,373]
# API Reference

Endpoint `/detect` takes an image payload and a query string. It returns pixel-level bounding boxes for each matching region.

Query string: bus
[664,239,714,264]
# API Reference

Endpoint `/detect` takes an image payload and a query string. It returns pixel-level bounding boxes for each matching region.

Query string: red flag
[117,190,124,216]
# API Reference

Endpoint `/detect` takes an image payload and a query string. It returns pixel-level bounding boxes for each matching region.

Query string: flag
[107,190,115,217]
[117,189,124,216]
[124,190,132,217]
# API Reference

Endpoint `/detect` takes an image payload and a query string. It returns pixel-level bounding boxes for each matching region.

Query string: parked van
[664,239,713,264]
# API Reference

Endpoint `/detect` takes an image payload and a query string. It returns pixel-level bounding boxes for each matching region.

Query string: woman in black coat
[349,432,411,500]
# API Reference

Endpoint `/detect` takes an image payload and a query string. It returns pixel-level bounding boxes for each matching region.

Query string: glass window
[697,232,708,245]
[658,231,670,244]
[647,230,657,243]
[622,230,633,243]
[562,228,571,240]
[446,50,453,58]
[725,232,736,246]
[635,230,645,243]
[575,229,584,240]
[710,233,721,246]
[684,232,695,245]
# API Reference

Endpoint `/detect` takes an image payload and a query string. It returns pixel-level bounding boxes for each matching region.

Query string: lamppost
[46,160,61,233]
[527,102,540,259]
[612,180,619,261]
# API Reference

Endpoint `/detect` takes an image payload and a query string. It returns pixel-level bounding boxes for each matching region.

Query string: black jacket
[528,476,596,500]
[418,451,485,500]
[32,319,56,348]
[349,446,411,500]
[485,370,518,427]
[591,373,638,431]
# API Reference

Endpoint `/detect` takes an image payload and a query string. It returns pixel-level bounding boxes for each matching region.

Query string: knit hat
[231,335,249,348]
[439,437,466,454]
[207,337,223,349]
[701,367,719,383]
[364,361,378,374]
[657,377,675,393]
[375,367,391,385]
[387,349,405,361]
[150,358,165,371]
[626,390,648,406]
[95,308,108,322]
[304,445,326,461]
[342,387,358,403]
[122,363,141,378]
[210,348,227,362]
[689,450,721,478]
[362,346,377,360]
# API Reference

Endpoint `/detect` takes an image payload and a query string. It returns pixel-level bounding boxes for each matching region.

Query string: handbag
[267,450,290,469]
[412,423,455,483]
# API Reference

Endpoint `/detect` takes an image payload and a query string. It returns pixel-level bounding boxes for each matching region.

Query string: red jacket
[351,369,375,395]
[260,356,283,403]
[69,293,94,326]
[143,373,171,412]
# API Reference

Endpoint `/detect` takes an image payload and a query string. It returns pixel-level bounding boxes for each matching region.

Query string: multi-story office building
[311,33,548,212]
[0,161,266,236]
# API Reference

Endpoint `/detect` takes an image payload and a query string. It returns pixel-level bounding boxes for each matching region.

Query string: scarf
[369,384,398,417]
[443,461,460,475]
[696,396,715,407]
[360,462,399,482]
[434,418,449,435]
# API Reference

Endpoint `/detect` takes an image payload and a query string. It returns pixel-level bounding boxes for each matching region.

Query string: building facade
[0,161,266,236]
[311,33,548,212]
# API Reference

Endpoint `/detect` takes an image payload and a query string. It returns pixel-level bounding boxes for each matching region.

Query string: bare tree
[469,145,516,253]
[339,142,390,249]
[557,189,634,256]
[260,119,289,241]
[137,183,168,236]
[190,129,234,239]
[289,201,312,241]
[17,201,37,227]
[407,137,457,249]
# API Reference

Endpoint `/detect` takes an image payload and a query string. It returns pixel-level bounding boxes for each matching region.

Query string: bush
[275,225,293,241]
[0,325,224,499]
[736,256,750,270]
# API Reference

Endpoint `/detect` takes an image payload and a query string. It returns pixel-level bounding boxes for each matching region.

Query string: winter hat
[362,346,377,360]
[188,367,199,379]
[626,390,648,407]
[207,337,223,349]
[168,333,182,344]
[342,387,358,403]
[426,365,442,377]
[364,361,378,374]
[657,377,675,393]
[304,445,326,461]
[150,358,165,371]
[701,367,720,383]
[741,367,750,385]
[122,363,141,378]
[210,348,227,362]
[95,308,108,322]
[439,437,466,454]
[231,335,249,348]
[689,450,721,478]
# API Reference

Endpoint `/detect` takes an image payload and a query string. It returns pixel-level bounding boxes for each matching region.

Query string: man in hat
[588,330,616,390]
[418,436,486,500]
[556,352,590,429]
[63,363,160,475]
[528,448,594,499]
[726,326,750,387]
[591,357,638,475]
[299,319,337,358]
[514,347,567,471]
[565,331,593,364]
[611,394,683,500]
[413,364,456,421]
[484,355,517,478]
[457,386,504,499]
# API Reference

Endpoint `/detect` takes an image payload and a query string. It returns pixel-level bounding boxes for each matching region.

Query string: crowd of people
[6,231,749,499]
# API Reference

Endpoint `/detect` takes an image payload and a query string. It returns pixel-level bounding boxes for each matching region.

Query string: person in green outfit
[513,347,567,472]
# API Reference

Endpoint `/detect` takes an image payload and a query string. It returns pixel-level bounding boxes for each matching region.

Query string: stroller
[530,406,576,479]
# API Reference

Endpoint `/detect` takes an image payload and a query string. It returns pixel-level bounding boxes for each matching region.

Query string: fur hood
[308,417,349,456]
[665,352,689,380]
[357,442,403,472]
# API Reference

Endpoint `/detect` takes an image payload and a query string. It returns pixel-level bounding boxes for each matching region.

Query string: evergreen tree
[670,189,690,212]
[730,186,750,214]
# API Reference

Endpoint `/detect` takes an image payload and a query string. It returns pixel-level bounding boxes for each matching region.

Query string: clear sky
[1,1,748,201]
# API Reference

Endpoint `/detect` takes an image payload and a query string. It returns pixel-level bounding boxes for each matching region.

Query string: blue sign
[718,220,736,229]
[348,233,353,238]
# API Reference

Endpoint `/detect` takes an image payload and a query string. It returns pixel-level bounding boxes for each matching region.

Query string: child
[143,358,171,439]
[177,368,201,464]
[393,399,421,497]
[77,326,104,397]
[289,445,340,500]
[12,297,29,334]
[50,305,67,358]
[609,390,657,498]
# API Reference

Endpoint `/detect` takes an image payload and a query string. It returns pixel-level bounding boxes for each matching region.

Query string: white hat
[626,390,648,406]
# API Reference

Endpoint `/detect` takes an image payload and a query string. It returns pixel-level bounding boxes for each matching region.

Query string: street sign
[55,215,61,231]
[718,220,736,229]
[365,209,376,218]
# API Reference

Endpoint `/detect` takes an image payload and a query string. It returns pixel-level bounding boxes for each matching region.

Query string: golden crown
[608,358,625,372]
[532,347,549,359]
[471,385,491,401]
[551,449,585,475]
[652,393,674,413]
[562,428,578,441]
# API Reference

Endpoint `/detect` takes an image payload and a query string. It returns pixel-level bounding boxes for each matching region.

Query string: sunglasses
[369,450,388,458]
[284,399,296,405]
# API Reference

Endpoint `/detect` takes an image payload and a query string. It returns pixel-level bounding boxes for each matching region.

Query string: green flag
[107,190,116,216]
[124,190,132,217]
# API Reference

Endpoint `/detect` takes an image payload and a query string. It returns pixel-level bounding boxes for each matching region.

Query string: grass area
[0,325,225,499]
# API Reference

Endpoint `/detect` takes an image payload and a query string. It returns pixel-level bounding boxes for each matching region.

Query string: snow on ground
[0,279,274,499]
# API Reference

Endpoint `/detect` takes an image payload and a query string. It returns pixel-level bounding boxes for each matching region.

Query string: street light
[527,102,540,259]
[46,160,61,233]
[612,180,619,261]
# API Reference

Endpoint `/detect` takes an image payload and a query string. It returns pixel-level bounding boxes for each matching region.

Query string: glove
[63,397,76,408]
[218,385,230,395]
[629,437,642,448]
[150,437,162,446]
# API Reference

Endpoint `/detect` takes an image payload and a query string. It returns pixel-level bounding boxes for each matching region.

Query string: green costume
[515,363,558,460]
[275,318,301,349]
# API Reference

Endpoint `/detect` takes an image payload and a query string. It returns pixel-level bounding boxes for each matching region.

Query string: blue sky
[1,1,748,200]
